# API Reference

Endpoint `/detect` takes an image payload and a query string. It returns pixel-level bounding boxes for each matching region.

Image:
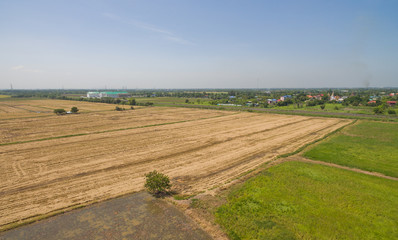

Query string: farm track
[0,103,352,228]
[282,156,398,181]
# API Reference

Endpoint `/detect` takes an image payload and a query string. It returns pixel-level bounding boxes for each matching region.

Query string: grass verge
[304,121,398,178]
[215,161,398,240]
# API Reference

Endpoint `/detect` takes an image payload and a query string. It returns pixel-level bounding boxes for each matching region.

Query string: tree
[53,109,66,115]
[70,107,79,113]
[144,170,171,196]
[128,98,136,106]
[373,105,384,114]
[388,109,396,115]
[185,99,189,103]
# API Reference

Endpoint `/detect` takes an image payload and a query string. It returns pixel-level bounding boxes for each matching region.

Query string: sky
[1,0,397,89]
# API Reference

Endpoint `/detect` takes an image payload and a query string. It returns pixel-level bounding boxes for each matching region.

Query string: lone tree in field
[70,106,79,113]
[144,170,171,197]
[53,109,66,115]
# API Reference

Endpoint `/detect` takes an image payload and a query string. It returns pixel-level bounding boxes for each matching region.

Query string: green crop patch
[215,161,398,240]
[304,121,398,177]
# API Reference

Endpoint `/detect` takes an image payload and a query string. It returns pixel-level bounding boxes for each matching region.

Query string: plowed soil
[0,104,352,228]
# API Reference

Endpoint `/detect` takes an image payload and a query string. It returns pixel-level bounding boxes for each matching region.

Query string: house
[280,95,292,101]
[387,101,396,107]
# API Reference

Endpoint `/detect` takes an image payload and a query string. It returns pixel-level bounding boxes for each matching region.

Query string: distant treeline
[1,88,397,108]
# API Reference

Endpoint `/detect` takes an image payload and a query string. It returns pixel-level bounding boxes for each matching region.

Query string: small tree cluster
[53,109,66,115]
[144,170,171,196]
[71,106,79,113]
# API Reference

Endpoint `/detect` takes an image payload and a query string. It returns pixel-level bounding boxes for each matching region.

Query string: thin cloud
[164,36,194,45]
[102,12,121,21]
[102,13,194,46]
[12,65,24,70]
[130,20,173,35]
[11,65,43,73]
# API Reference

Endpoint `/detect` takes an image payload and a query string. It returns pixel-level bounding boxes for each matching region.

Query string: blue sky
[1,0,397,89]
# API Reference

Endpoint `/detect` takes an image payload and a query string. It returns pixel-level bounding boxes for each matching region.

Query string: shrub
[320,104,326,110]
[53,109,66,115]
[388,109,396,115]
[115,106,122,111]
[144,170,171,196]
[373,106,384,114]
[70,107,79,113]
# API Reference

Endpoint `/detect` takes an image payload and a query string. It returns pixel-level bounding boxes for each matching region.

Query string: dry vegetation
[0,99,117,120]
[0,100,352,228]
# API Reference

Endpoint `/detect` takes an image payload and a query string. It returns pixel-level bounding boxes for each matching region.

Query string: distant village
[83,90,397,109]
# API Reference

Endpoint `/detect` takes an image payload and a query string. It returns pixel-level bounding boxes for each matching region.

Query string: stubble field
[0,99,352,228]
[0,99,118,120]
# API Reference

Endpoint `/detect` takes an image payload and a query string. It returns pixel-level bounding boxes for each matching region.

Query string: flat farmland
[0,104,352,228]
[0,99,117,120]
[0,107,230,144]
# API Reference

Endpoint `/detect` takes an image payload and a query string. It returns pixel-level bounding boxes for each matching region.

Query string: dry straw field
[0,99,352,228]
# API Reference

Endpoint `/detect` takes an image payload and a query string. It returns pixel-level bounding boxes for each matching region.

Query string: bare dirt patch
[0,107,351,229]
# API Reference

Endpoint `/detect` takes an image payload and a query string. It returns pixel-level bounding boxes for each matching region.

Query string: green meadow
[216,161,398,240]
[135,97,212,105]
[304,121,398,177]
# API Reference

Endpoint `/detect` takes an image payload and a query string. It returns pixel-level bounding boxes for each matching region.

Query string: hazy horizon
[1,0,398,89]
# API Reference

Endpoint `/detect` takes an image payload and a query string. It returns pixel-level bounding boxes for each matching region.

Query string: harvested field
[0,99,117,120]
[0,107,231,144]
[0,104,352,228]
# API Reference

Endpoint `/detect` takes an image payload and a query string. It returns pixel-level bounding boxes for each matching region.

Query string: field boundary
[0,190,145,232]
[275,119,358,159]
[285,156,398,181]
[154,103,398,122]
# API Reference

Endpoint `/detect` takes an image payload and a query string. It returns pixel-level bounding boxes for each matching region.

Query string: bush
[53,109,66,115]
[373,106,384,114]
[115,106,122,111]
[388,109,396,115]
[320,104,325,110]
[144,170,171,196]
[70,107,79,113]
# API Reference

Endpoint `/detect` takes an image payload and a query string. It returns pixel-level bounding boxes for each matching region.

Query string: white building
[87,92,100,98]
[87,91,131,98]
